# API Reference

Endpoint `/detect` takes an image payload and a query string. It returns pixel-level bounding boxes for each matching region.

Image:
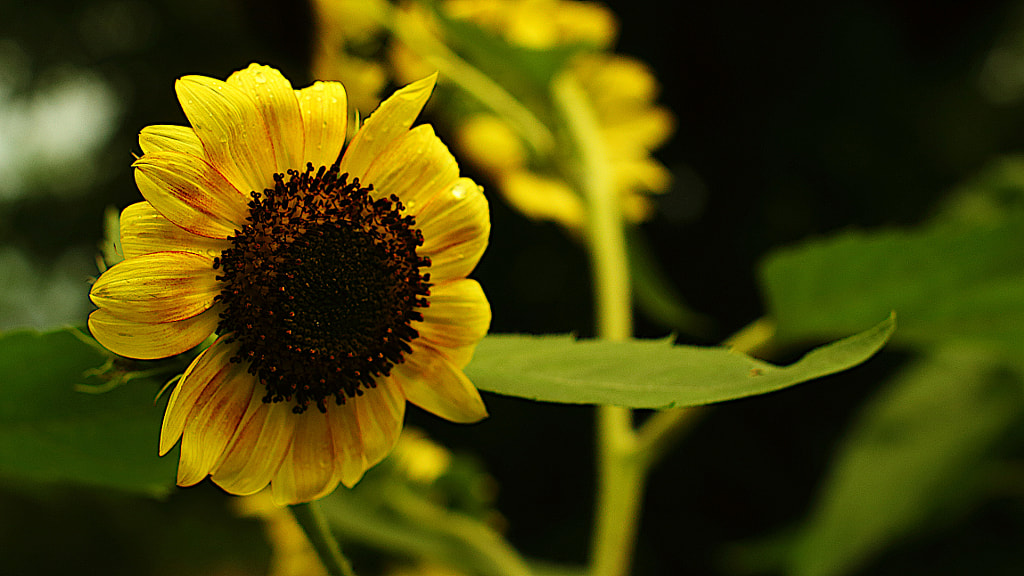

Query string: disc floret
[213,163,432,413]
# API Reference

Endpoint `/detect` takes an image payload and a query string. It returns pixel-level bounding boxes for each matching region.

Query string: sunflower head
[213,164,432,414]
[88,63,491,504]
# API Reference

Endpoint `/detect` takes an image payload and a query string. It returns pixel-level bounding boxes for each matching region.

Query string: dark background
[2,0,1024,574]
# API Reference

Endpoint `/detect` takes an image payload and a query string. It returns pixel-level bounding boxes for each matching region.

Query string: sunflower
[88,63,491,504]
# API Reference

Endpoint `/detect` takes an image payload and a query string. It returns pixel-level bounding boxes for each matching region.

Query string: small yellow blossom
[391,428,452,483]
[499,171,587,228]
[456,115,527,175]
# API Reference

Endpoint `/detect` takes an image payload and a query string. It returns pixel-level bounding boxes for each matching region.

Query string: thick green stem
[552,72,641,576]
[290,501,358,576]
[634,407,703,470]
[593,407,644,576]
[550,73,630,338]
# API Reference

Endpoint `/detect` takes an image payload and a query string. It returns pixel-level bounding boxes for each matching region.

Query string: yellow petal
[601,106,674,152]
[271,410,340,505]
[133,151,249,239]
[175,74,278,195]
[396,345,487,424]
[160,336,236,455]
[612,157,671,195]
[88,305,220,360]
[552,1,617,47]
[362,124,459,214]
[416,178,490,283]
[456,114,526,175]
[499,170,586,230]
[212,398,295,496]
[415,279,490,368]
[575,55,659,111]
[119,201,230,259]
[354,378,405,467]
[177,345,256,486]
[295,81,348,170]
[139,125,205,157]
[621,192,656,224]
[89,252,220,323]
[327,400,368,488]
[227,64,304,174]
[506,6,559,49]
[339,74,436,182]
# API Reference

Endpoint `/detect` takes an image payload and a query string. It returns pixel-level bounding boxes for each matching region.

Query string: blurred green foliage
[0,329,178,496]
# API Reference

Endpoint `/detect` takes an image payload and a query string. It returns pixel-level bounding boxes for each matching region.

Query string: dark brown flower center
[213,162,431,413]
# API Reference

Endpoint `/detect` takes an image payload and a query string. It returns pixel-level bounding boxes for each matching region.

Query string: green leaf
[782,348,1024,576]
[759,218,1024,355]
[465,314,895,408]
[0,328,177,496]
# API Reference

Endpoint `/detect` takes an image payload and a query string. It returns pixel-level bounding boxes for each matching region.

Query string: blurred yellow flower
[391,428,452,483]
[455,115,526,175]
[457,62,671,230]
[311,0,392,115]
[442,0,617,49]
[497,170,587,228]
[570,52,674,209]
[88,63,491,504]
[391,0,673,232]
[309,0,673,231]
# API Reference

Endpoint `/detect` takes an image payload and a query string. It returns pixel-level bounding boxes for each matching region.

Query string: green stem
[552,72,640,576]
[387,484,534,576]
[290,501,358,576]
[551,72,630,341]
[722,317,777,357]
[634,407,703,470]
[633,316,776,469]
[592,407,644,576]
